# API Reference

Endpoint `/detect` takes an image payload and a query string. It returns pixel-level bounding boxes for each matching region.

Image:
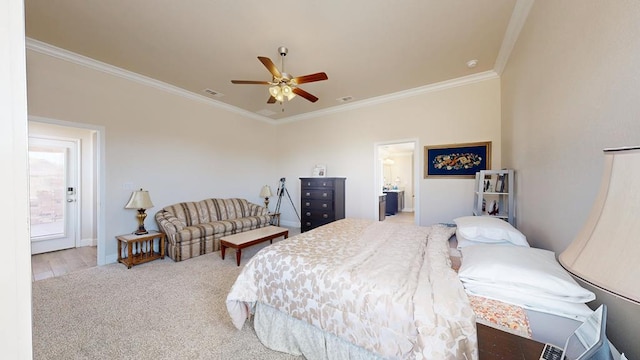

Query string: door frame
[374,139,419,224]
[28,136,80,254]
[29,116,107,266]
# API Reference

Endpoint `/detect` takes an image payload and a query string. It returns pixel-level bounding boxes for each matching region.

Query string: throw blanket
[226,219,477,359]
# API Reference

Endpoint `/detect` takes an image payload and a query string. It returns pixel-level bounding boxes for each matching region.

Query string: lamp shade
[559,147,640,304]
[124,189,154,210]
[268,85,296,102]
[259,185,273,198]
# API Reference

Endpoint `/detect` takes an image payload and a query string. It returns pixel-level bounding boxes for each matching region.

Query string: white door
[29,137,79,254]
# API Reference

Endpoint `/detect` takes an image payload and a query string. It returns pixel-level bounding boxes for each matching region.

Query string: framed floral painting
[424,141,491,178]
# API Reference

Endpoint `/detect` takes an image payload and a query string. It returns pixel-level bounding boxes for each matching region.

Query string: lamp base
[134,209,148,236]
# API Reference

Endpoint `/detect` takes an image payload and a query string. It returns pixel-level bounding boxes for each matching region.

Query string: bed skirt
[254,302,384,360]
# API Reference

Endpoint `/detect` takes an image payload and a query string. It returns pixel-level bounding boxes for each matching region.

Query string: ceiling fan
[231,46,328,104]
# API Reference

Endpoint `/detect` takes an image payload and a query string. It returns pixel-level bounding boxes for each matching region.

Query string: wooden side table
[116,231,165,269]
[269,212,281,226]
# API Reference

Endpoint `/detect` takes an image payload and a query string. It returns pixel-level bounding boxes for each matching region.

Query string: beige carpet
[32,246,304,360]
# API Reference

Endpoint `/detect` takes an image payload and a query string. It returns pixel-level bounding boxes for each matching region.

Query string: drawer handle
[322,192,328,197]
[305,202,311,206]
[306,212,311,216]
[322,204,328,208]
[305,222,311,226]
[323,214,328,218]
[305,192,311,196]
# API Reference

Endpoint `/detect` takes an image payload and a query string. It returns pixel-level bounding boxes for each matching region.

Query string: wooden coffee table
[220,226,288,266]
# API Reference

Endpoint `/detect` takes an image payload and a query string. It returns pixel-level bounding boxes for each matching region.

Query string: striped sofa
[155,198,271,262]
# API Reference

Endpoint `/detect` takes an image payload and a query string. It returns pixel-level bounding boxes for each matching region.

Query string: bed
[226,217,596,359]
[226,218,478,359]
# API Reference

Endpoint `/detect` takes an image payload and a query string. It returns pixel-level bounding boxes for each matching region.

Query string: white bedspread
[226,218,477,359]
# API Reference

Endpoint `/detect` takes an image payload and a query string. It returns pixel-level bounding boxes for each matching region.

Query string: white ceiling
[24,0,527,122]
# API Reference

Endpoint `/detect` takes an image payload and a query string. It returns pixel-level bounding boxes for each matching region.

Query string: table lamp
[259,185,273,210]
[125,188,154,235]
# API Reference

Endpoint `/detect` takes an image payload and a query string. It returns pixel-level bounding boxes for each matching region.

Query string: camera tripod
[274,177,301,222]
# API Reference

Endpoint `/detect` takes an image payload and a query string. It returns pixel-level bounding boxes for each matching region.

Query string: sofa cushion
[199,198,251,221]
[174,216,271,242]
[176,222,227,242]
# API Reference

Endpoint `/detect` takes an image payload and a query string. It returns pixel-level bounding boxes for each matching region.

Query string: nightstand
[269,212,281,226]
[116,231,165,268]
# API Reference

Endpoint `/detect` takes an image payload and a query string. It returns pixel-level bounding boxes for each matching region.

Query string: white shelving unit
[473,169,515,227]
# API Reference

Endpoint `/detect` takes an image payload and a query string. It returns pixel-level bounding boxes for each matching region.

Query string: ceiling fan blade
[258,56,282,79]
[292,72,328,85]
[292,87,319,103]
[267,96,277,104]
[231,80,271,85]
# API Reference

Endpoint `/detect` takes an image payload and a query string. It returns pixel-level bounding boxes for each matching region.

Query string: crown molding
[494,0,534,74]
[25,38,274,124]
[277,71,500,124]
[27,37,500,125]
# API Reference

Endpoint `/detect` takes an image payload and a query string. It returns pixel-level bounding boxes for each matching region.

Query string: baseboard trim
[79,237,96,247]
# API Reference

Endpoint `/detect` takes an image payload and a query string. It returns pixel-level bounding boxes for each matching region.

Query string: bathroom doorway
[375,140,418,224]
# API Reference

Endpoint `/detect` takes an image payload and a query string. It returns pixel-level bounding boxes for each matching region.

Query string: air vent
[203,88,224,97]
[336,96,353,103]
[256,109,277,117]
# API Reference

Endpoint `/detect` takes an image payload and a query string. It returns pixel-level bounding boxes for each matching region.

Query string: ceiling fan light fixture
[281,85,296,100]
[270,84,296,102]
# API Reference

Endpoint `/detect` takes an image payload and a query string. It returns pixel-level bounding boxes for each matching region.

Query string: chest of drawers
[300,177,346,232]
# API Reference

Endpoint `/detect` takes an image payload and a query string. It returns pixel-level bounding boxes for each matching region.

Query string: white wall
[275,78,502,226]
[26,50,278,263]
[501,1,640,358]
[1,0,32,357]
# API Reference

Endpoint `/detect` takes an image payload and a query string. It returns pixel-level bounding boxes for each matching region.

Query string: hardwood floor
[31,246,97,282]
[384,211,415,224]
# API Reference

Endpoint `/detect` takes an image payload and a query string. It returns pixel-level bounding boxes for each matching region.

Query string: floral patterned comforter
[226,218,478,359]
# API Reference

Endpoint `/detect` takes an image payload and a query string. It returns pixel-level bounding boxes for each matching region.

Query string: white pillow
[454,216,529,246]
[455,229,517,249]
[458,245,595,303]
[463,283,594,321]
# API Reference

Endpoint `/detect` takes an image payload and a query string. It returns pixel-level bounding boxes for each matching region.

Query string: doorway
[29,137,79,254]
[28,118,104,279]
[375,140,418,224]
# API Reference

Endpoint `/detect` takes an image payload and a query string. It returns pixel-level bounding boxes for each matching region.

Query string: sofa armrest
[155,210,185,237]
[248,202,269,216]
